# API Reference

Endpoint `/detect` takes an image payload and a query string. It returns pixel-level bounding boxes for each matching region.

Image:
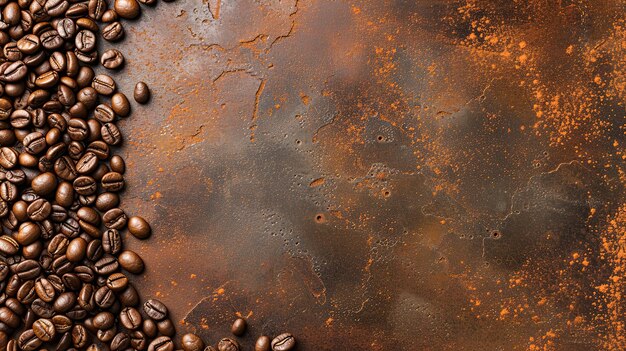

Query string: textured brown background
[108,0,625,350]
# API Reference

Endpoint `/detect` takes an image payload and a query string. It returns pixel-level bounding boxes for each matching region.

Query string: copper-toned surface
[112,1,625,350]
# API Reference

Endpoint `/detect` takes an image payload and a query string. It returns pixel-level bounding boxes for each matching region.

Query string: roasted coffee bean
[101,122,121,145]
[94,104,115,123]
[72,324,88,348]
[255,336,271,351]
[231,318,246,336]
[51,315,72,334]
[102,21,123,41]
[32,318,55,341]
[114,0,140,19]
[66,237,86,262]
[18,329,42,351]
[130,330,147,350]
[27,198,51,221]
[111,92,130,117]
[103,208,127,229]
[118,250,145,274]
[31,171,56,195]
[157,318,174,337]
[92,311,114,330]
[117,284,139,307]
[92,74,116,95]
[217,338,240,351]
[119,307,141,330]
[128,216,151,239]
[94,255,118,275]
[73,176,97,195]
[148,336,174,351]
[17,221,40,245]
[94,286,115,309]
[0,307,20,329]
[271,333,295,351]
[56,18,75,39]
[142,319,157,338]
[106,272,128,292]
[181,333,204,351]
[76,151,98,174]
[102,229,122,255]
[75,30,96,52]
[0,236,18,256]
[143,299,167,321]
[101,49,124,70]
[34,278,55,302]
[134,81,150,104]
[101,171,124,191]
[53,291,76,313]
[15,260,40,280]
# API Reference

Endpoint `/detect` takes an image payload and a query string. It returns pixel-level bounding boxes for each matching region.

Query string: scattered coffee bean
[182,333,204,351]
[134,81,150,104]
[271,333,296,351]
[255,336,271,351]
[128,215,151,239]
[231,318,246,336]
[218,338,240,351]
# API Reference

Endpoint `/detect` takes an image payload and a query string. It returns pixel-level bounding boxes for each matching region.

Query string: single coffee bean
[118,284,139,307]
[114,0,140,19]
[106,272,128,292]
[111,93,130,117]
[127,216,151,239]
[102,21,124,41]
[92,74,116,95]
[66,237,87,262]
[134,81,150,104]
[53,292,76,313]
[17,329,42,351]
[32,318,55,342]
[231,318,246,336]
[130,330,147,350]
[101,49,124,70]
[143,299,167,321]
[118,250,144,274]
[217,338,240,351]
[71,324,88,348]
[101,123,122,145]
[75,30,97,53]
[147,336,174,351]
[27,198,51,221]
[181,333,204,351]
[255,336,271,351]
[111,332,130,351]
[93,311,114,330]
[119,307,142,330]
[271,333,295,351]
[156,318,174,337]
[34,278,55,303]
[51,315,72,334]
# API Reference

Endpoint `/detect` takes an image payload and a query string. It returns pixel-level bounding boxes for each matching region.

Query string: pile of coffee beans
[0,0,296,349]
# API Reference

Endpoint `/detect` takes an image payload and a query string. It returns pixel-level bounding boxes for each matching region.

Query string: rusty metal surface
[108,0,625,350]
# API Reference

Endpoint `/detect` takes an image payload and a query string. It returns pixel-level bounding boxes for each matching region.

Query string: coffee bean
[118,250,144,274]
[108,156,125,174]
[156,318,174,337]
[114,0,140,19]
[134,81,150,104]
[66,237,87,262]
[106,272,128,292]
[32,318,55,341]
[94,255,118,275]
[102,21,124,41]
[181,333,204,351]
[118,283,139,306]
[53,291,76,313]
[231,318,246,336]
[26,198,51,221]
[101,49,124,70]
[148,336,174,351]
[218,338,240,351]
[255,336,271,351]
[271,333,295,351]
[143,299,167,320]
[120,306,142,330]
[18,329,42,351]
[101,123,122,145]
[127,216,151,239]
[71,324,88,348]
